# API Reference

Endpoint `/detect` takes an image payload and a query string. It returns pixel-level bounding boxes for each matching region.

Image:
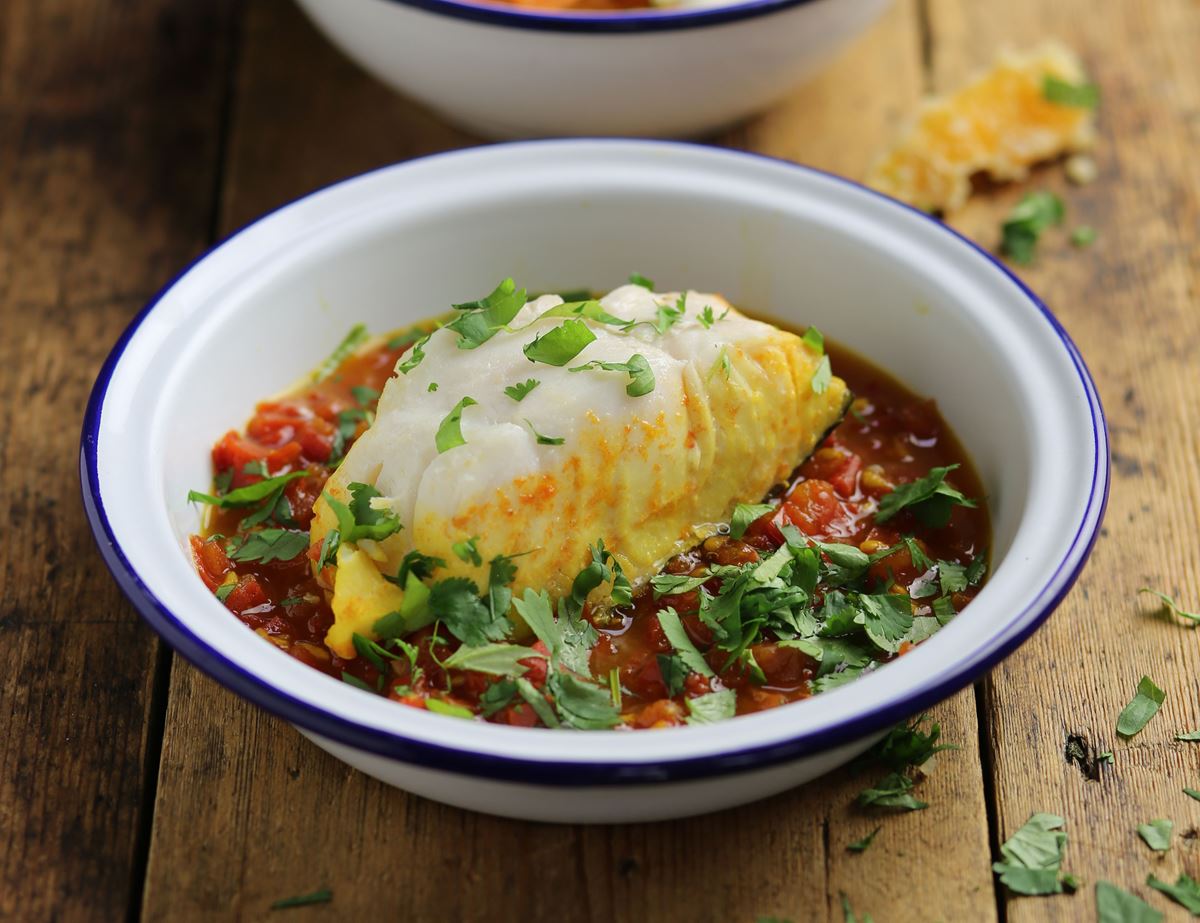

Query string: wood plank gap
[974,679,1009,923]
[204,6,246,247]
[126,646,174,923]
[915,0,936,94]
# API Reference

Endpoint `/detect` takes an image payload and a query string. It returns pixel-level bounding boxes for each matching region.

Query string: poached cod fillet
[311,284,848,658]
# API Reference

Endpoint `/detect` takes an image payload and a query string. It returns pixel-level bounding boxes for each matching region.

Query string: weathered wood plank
[926,1,1200,918]
[142,2,995,921]
[0,2,236,920]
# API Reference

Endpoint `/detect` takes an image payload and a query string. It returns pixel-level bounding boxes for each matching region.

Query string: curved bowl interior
[84,140,1106,785]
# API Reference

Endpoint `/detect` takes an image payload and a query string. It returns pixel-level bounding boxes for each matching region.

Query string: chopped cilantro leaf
[650,572,710,599]
[1176,730,1200,741]
[857,772,926,811]
[548,672,621,729]
[1043,75,1100,109]
[1184,788,1200,802]
[938,560,968,595]
[313,324,368,383]
[627,272,655,290]
[847,826,881,853]
[1117,675,1165,737]
[657,607,714,677]
[811,355,832,395]
[340,672,374,692]
[386,326,427,350]
[523,319,596,366]
[685,689,735,724]
[1096,881,1162,923]
[511,587,596,677]
[479,678,517,717]
[539,299,631,327]
[316,529,339,569]
[992,813,1075,896]
[270,888,333,910]
[441,643,539,676]
[427,382,438,392]
[429,577,510,647]
[396,334,430,374]
[1147,873,1200,914]
[504,378,540,402]
[729,502,775,539]
[515,676,559,727]
[425,699,474,719]
[351,385,380,407]
[1071,225,1097,247]
[802,326,825,354]
[215,582,235,603]
[1001,191,1065,264]
[188,470,307,508]
[323,483,403,545]
[1137,818,1172,852]
[874,464,976,527]
[446,278,527,350]
[229,529,309,564]
[452,536,482,566]
[435,396,477,453]
[657,653,688,696]
[524,419,565,445]
[395,550,446,584]
[863,714,956,771]
[569,354,655,397]
[840,893,874,923]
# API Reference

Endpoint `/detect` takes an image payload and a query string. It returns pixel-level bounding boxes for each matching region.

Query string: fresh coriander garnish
[685,689,736,724]
[649,572,710,599]
[523,319,596,366]
[992,813,1076,896]
[1137,818,1173,852]
[1140,587,1200,624]
[429,577,511,647]
[350,385,380,406]
[875,464,976,527]
[511,587,596,677]
[323,482,402,544]
[435,396,477,453]
[441,643,540,676]
[627,272,654,290]
[1001,191,1065,264]
[729,502,774,539]
[425,699,475,719]
[1117,675,1165,738]
[811,359,832,396]
[313,324,368,383]
[524,419,564,445]
[188,470,307,508]
[568,354,655,397]
[1147,873,1200,914]
[657,653,688,696]
[386,326,428,350]
[1184,788,1200,802]
[802,326,825,354]
[1096,881,1162,923]
[1071,226,1097,247]
[396,333,430,374]
[1043,75,1100,109]
[857,772,927,811]
[446,278,527,350]
[215,582,236,603]
[697,304,726,329]
[504,378,540,402]
[427,382,438,392]
[270,887,333,910]
[847,826,881,853]
[452,536,482,566]
[548,672,621,729]
[657,607,715,678]
[539,299,631,327]
[227,529,309,564]
[1175,730,1200,741]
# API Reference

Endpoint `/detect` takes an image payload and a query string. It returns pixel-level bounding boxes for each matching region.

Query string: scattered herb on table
[1095,881,1162,923]
[270,888,333,910]
[1116,675,1165,738]
[840,892,874,923]
[1071,225,1097,247]
[1140,587,1200,624]
[992,813,1077,896]
[1175,730,1200,741]
[1185,788,1200,802]
[1000,191,1065,264]
[847,826,882,853]
[1147,873,1200,914]
[1136,818,1173,852]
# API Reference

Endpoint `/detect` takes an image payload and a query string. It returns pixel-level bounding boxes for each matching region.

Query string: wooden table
[3,1,1197,919]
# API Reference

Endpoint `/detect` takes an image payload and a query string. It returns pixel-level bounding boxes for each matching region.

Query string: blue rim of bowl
[79,140,1109,787]
[350,0,822,34]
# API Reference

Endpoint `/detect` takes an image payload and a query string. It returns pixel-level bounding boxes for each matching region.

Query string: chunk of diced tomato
[802,446,863,498]
[783,479,849,539]
[189,535,230,591]
[224,575,269,614]
[749,642,817,688]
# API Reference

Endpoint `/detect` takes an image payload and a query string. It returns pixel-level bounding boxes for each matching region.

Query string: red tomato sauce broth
[190,326,990,730]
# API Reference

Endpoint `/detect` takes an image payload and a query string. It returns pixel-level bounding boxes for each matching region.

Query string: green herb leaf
[857,772,927,811]
[1147,874,1200,914]
[1071,226,1097,247]
[1184,788,1200,802]
[1117,675,1166,738]
[340,672,374,692]
[811,355,833,395]
[452,536,481,566]
[840,893,874,923]
[425,698,475,720]
[317,529,339,570]
[396,334,430,374]
[1043,75,1100,109]
[313,324,368,382]
[1137,818,1173,852]
[1001,191,1065,264]
[628,272,655,290]
[395,550,446,584]
[478,678,517,717]
[1176,730,1200,741]
[429,577,510,647]
[324,483,403,545]
[229,529,309,564]
[435,396,477,453]
[270,887,333,910]
[657,607,714,677]
[524,419,565,445]
[1140,587,1200,624]
[441,643,539,676]
[515,676,559,728]
[215,582,235,603]
[188,470,307,508]
[874,464,976,527]
[650,572,710,599]
[685,689,736,724]
[938,560,968,595]
[992,813,1074,896]
[568,354,656,397]
[548,672,621,730]
[729,502,775,539]
[539,299,631,327]
[657,653,688,696]
[863,714,956,772]
[504,378,540,402]
[523,319,596,366]
[1096,881,1162,923]
[386,326,428,350]
[802,326,825,354]
[857,593,914,653]
[847,826,881,853]
[447,278,527,350]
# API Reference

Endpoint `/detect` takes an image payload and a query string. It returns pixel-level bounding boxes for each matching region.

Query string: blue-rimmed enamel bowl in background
[293,0,891,138]
[81,141,1107,823]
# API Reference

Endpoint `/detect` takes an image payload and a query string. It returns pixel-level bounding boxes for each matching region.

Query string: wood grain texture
[927,1,1200,919]
[141,1,994,921]
[0,2,235,920]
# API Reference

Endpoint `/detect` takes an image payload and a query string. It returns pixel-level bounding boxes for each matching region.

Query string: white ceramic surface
[82,141,1107,823]
[292,0,891,138]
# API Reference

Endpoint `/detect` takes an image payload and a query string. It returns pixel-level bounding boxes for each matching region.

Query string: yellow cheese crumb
[866,42,1097,213]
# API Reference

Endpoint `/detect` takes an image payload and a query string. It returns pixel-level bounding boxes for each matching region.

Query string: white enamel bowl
[293,0,891,138]
[81,141,1107,823]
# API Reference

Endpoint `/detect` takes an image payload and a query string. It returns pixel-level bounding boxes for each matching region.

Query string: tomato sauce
[190,331,990,729]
